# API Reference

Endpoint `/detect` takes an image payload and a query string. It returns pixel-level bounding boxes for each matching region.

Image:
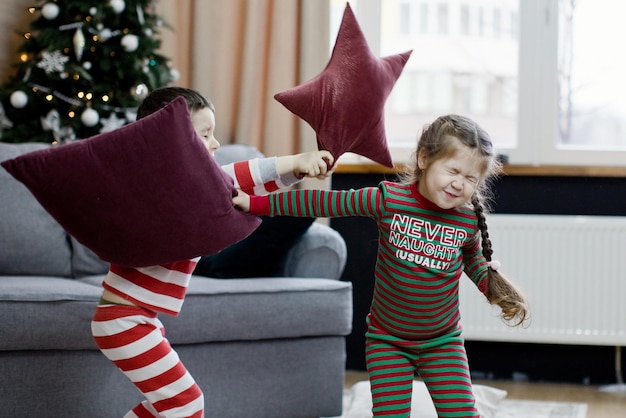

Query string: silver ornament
[73,27,86,61]
[131,83,149,101]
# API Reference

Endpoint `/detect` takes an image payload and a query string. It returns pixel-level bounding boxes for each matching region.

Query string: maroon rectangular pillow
[1,97,260,267]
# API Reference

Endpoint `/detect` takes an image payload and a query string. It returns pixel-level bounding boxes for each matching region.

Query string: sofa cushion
[70,236,109,277]
[0,275,352,350]
[0,142,73,277]
[283,222,347,279]
[1,97,261,267]
[168,277,353,343]
[214,143,264,164]
[0,275,103,350]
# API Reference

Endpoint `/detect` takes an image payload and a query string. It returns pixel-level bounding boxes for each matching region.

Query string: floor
[344,370,626,418]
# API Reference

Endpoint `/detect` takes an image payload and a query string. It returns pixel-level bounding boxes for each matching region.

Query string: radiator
[459,214,626,346]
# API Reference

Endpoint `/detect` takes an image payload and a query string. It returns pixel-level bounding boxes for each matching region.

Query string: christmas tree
[0,0,178,143]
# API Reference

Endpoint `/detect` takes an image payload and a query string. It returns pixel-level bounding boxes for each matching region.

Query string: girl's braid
[471,195,493,261]
[472,193,529,326]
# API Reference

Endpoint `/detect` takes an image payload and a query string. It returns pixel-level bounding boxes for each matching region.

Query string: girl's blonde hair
[403,115,528,326]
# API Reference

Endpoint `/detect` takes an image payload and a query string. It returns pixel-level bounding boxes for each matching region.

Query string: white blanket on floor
[339,380,507,418]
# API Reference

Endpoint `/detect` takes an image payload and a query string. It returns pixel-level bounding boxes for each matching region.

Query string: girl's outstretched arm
[235,185,384,220]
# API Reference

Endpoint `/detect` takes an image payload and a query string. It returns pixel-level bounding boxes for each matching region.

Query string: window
[460,5,470,36]
[437,4,449,35]
[419,3,429,34]
[330,0,626,166]
[398,2,411,35]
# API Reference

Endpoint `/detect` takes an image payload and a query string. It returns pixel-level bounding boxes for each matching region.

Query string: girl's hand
[232,189,251,212]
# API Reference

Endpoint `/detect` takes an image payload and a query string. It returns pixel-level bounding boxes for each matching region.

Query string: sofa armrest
[280,222,347,279]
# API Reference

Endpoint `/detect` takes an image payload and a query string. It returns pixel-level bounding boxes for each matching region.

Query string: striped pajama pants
[365,321,479,417]
[92,304,204,418]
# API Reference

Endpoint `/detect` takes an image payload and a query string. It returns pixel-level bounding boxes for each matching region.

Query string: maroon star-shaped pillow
[274,3,412,168]
[1,97,261,267]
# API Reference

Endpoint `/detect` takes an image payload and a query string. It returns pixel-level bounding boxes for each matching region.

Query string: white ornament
[37,50,69,74]
[99,112,126,133]
[120,34,139,52]
[0,103,14,138]
[40,109,75,142]
[136,4,145,25]
[131,83,149,101]
[40,109,61,132]
[10,91,28,108]
[73,27,86,61]
[99,28,112,42]
[125,108,137,123]
[81,108,100,127]
[170,68,180,81]
[41,3,60,20]
[89,7,98,16]
[54,126,76,142]
[82,61,92,70]
[109,0,125,14]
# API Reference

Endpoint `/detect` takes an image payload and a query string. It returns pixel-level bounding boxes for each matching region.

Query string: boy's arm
[221,157,290,195]
[275,151,334,180]
[222,150,333,196]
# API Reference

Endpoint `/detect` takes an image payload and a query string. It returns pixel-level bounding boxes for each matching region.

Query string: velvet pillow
[1,97,261,267]
[274,3,412,168]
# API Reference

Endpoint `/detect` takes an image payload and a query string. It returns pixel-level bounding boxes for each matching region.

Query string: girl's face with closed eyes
[191,107,220,156]
[417,137,485,210]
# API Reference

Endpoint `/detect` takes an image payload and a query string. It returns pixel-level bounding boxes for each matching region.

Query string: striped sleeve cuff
[249,195,271,215]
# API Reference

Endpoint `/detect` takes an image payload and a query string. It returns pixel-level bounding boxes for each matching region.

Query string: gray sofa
[0,142,353,418]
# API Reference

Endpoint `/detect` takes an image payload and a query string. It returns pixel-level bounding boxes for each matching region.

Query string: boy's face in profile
[191,107,220,156]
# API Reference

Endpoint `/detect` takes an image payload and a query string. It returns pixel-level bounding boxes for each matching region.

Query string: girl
[235,114,528,417]
[91,87,334,417]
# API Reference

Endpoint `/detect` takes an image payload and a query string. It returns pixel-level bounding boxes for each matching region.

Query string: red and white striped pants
[92,304,204,418]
